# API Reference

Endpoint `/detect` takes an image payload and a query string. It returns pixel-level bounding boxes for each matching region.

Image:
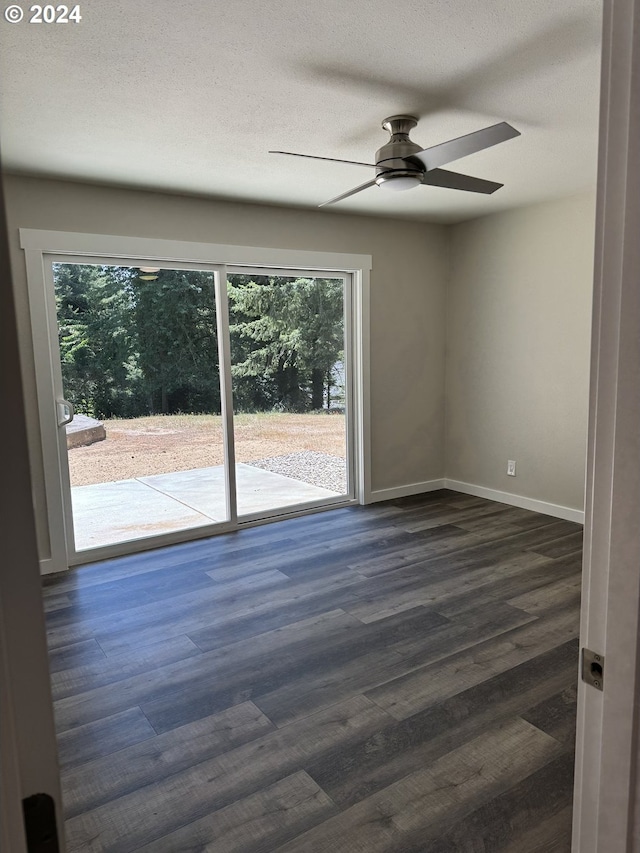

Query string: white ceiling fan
[271,115,520,207]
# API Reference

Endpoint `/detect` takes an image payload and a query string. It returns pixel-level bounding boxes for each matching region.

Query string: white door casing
[1,185,65,849]
[572,0,640,850]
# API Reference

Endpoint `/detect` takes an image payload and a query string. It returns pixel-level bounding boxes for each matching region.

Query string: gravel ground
[248,451,347,493]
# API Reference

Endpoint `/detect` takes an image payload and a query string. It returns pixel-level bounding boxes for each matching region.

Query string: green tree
[54,266,344,419]
[228,275,344,412]
[134,269,220,414]
[55,264,141,418]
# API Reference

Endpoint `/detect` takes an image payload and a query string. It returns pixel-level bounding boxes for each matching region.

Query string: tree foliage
[134,270,219,414]
[55,264,140,418]
[228,274,344,412]
[54,265,344,419]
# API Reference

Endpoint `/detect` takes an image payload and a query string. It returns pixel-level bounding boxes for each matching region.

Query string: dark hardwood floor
[42,490,583,852]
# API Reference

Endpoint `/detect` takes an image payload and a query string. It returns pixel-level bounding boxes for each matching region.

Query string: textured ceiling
[0,0,602,223]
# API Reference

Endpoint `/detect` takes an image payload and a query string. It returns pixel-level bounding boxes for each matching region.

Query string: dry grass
[68,413,346,486]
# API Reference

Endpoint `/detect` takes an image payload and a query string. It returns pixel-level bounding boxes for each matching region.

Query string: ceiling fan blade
[412,122,520,171]
[269,151,376,168]
[319,179,378,207]
[422,168,503,194]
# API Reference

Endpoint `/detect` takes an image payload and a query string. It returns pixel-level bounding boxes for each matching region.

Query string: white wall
[3,174,449,558]
[445,193,596,512]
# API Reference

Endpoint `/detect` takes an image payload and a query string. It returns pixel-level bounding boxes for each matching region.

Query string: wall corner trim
[444,479,585,524]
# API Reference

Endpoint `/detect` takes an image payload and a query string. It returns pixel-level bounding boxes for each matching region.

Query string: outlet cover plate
[507,460,516,476]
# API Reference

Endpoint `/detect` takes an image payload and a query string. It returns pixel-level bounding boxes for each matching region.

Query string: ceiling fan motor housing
[375,115,424,186]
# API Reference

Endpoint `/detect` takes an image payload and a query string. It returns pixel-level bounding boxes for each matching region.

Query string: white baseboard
[444,479,585,524]
[367,476,584,523]
[368,479,446,503]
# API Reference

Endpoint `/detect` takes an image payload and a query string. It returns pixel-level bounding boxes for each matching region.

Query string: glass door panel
[52,262,227,552]
[227,271,349,518]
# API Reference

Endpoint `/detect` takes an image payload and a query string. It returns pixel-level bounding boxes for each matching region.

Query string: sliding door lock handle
[56,399,74,427]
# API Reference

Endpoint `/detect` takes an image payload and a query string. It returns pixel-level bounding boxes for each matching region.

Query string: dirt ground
[68,412,346,486]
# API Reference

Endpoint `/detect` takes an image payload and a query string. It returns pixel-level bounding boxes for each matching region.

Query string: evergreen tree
[55,264,141,418]
[228,275,344,412]
[134,269,219,414]
[53,266,345,418]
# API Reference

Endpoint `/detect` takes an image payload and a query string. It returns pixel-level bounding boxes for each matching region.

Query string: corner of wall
[442,218,455,482]
[441,195,595,513]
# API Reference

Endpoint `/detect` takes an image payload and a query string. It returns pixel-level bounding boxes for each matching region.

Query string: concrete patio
[71,463,340,551]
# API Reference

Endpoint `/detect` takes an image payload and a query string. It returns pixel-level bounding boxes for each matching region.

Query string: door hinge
[582,647,604,691]
[22,793,60,852]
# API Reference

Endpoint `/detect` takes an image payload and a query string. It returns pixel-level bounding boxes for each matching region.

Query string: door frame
[20,229,372,574]
[572,0,640,849]
[1,186,64,848]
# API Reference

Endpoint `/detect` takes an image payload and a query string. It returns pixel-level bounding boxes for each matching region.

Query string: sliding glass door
[39,254,355,567]
[50,261,230,556]
[227,271,351,519]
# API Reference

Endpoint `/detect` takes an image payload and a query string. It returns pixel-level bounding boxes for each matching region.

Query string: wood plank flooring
[41,489,582,852]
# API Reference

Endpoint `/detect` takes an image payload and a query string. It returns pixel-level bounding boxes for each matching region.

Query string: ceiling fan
[270,116,520,207]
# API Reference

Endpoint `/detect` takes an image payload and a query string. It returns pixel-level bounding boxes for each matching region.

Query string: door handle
[56,399,74,427]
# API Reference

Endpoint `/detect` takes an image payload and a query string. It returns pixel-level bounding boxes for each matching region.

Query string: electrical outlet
[507,460,516,477]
